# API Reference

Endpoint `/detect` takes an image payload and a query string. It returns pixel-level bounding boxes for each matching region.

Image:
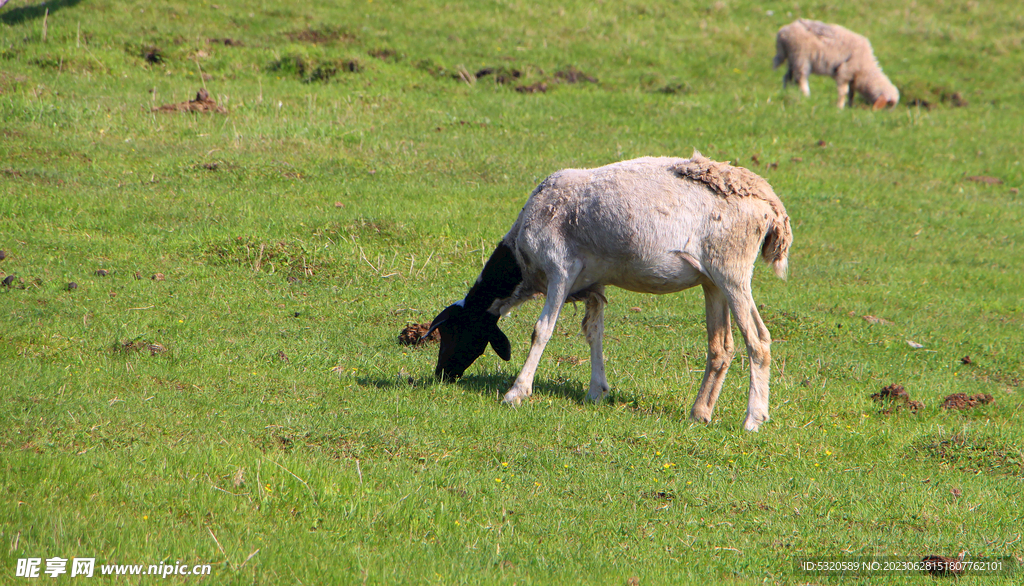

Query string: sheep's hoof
[585,384,609,403]
[501,386,531,406]
[689,407,713,424]
[743,412,770,432]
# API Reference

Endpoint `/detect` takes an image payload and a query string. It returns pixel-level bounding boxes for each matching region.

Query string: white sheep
[773,19,899,109]
[425,152,792,432]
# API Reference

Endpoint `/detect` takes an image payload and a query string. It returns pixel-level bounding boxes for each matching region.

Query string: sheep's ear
[872,96,887,111]
[424,303,461,338]
[489,326,512,361]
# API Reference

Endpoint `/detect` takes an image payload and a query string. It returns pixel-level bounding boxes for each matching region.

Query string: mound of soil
[515,82,548,94]
[474,66,522,85]
[554,66,597,84]
[871,384,908,401]
[285,27,356,44]
[966,175,1003,185]
[115,340,167,356]
[368,48,398,61]
[871,384,923,414]
[153,88,226,114]
[907,90,968,110]
[208,38,244,47]
[921,555,965,576]
[398,323,440,346]
[940,393,993,410]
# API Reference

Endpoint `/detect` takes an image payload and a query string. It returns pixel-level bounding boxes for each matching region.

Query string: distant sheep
[425,153,792,432]
[773,19,899,109]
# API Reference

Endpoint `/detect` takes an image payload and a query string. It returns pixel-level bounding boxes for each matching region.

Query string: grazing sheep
[425,152,792,432]
[773,19,899,109]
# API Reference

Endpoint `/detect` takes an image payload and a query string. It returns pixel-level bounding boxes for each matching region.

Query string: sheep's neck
[463,241,522,315]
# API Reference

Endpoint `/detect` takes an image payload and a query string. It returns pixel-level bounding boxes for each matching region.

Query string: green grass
[2,0,1023,583]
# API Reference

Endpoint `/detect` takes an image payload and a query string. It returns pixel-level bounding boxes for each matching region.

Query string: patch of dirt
[284,27,356,44]
[872,384,908,401]
[474,66,522,85]
[208,38,244,47]
[640,490,674,500]
[870,384,923,414]
[114,339,167,356]
[268,55,362,83]
[966,175,1003,185]
[554,66,597,84]
[918,432,1022,475]
[515,81,548,94]
[554,355,588,366]
[315,217,414,244]
[907,98,935,110]
[398,323,439,346]
[905,87,968,110]
[152,88,227,114]
[204,237,323,280]
[921,555,965,576]
[141,46,164,64]
[654,81,690,94]
[368,48,398,62]
[862,314,893,325]
[940,393,993,410]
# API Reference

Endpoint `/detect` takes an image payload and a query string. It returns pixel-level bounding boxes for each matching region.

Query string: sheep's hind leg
[582,286,609,403]
[502,263,581,406]
[690,282,735,423]
[727,286,773,432]
[795,64,812,97]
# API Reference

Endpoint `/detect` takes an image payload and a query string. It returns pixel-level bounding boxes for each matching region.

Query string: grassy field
[1,0,1022,583]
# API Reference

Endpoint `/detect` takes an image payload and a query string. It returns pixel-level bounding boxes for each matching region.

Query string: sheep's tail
[772,35,786,69]
[761,212,792,280]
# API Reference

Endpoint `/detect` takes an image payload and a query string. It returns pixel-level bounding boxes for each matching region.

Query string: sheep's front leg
[690,282,735,423]
[727,287,773,432]
[502,267,579,406]
[582,287,609,403]
[835,82,852,108]
[834,63,855,108]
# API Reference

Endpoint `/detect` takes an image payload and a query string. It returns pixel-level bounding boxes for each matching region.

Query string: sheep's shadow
[355,373,694,419]
[355,372,590,404]
[456,372,590,404]
[1,0,85,25]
